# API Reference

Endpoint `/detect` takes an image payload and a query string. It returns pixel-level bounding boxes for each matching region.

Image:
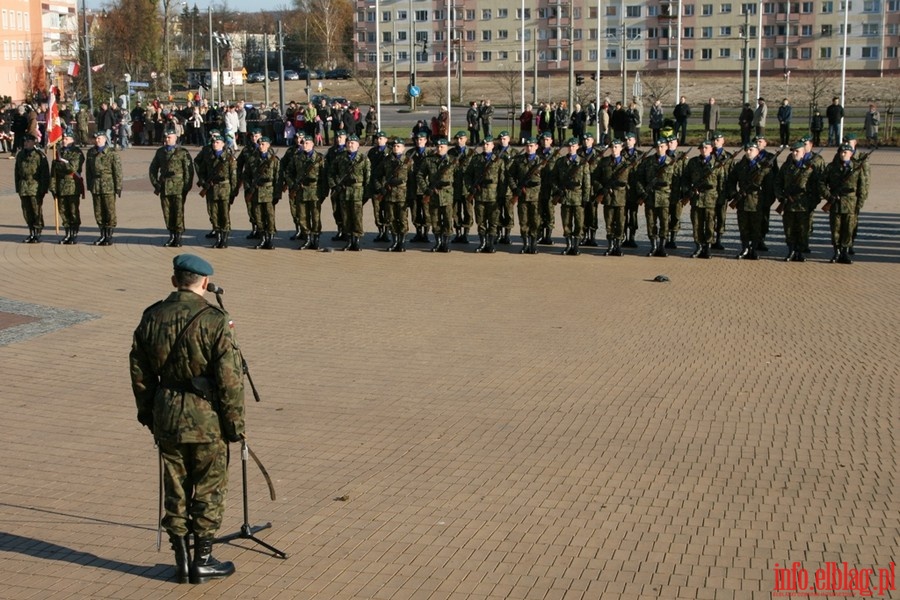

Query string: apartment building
[354,0,900,78]
[0,0,77,102]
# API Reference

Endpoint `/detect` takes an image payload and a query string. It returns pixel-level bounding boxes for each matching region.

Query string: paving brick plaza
[0,144,897,599]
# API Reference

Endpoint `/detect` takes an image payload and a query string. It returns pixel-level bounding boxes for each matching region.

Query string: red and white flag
[91,63,105,72]
[47,85,63,146]
[67,62,80,77]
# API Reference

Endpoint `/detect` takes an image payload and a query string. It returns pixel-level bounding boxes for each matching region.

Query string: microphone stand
[209,285,287,559]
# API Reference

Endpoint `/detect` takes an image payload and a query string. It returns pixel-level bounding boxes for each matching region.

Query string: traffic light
[576,74,585,86]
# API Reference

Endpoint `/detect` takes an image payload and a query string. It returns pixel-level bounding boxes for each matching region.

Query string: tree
[641,75,675,106]
[295,0,353,69]
[354,69,378,106]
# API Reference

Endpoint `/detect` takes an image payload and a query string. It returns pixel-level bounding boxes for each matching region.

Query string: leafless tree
[641,75,675,106]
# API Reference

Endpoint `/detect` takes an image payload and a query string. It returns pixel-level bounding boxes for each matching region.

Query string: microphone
[206,282,225,295]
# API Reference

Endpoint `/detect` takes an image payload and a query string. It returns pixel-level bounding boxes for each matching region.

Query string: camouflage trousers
[244,193,260,229]
[453,195,474,230]
[298,200,322,234]
[58,195,81,228]
[691,206,716,245]
[584,199,600,232]
[385,201,409,236]
[331,195,345,232]
[158,439,229,538]
[736,210,763,246]
[410,195,428,229]
[644,205,670,239]
[829,212,857,247]
[539,195,556,231]
[91,193,117,228]
[475,201,500,236]
[603,205,625,240]
[498,198,515,229]
[20,195,44,229]
[255,201,277,235]
[668,200,685,234]
[625,201,640,235]
[371,195,388,228]
[516,201,539,236]
[210,198,232,233]
[160,194,185,233]
[428,203,453,235]
[341,199,364,237]
[560,205,584,237]
[782,211,810,250]
[714,202,728,235]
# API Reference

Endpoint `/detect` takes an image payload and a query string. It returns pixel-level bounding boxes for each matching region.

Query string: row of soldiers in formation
[15,122,869,263]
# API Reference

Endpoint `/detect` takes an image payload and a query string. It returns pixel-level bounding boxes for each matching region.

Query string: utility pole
[207,7,214,105]
[567,0,574,112]
[741,9,750,105]
[278,20,286,111]
[82,0,94,112]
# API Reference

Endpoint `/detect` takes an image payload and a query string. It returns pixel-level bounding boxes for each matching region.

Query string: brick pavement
[0,145,897,600]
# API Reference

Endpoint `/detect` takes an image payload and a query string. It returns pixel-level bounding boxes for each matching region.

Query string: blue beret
[173,254,213,276]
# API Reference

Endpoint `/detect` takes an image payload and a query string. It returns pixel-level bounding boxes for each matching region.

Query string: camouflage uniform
[324,142,348,240]
[195,145,238,248]
[14,142,50,243]
[577,143,603,246]
[406,138,432,242]
[465,148,507,253]
[551,151,590,255]
[665,147,690,248]
[594,151,633,254]
[495,142,519,243]
[49,140,85,243]
[537,142,561,244]
[150,141,195,246]
[279,137,305,240]
[283,144,327,249]
[75,108,90,146]
[507,149,545,253]
[623,143,645,247]
[85,139,122,245]
[374,148,414,251]
[329,149,370,249]
[635,150,676,256]
[726,153,777,259]
[249,148,281,249]
[774,151,818,261]
[711,144,735,249]
[449,142,476,242]
[129,262,244,584]
[820,153,866,263]
[418,151,458,250]
[366,142,391,241]
[236,143,262,237]
[682,152,723,257]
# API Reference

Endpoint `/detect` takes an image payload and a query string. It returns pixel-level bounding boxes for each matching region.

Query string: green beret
[376,131,388,138]
[839,143,853,152]
[164,126,178,136]
[416,131,429,139]
[610,138,623,146]
[843,133,857,141]
[250,128,262,135]
[790,140,806,150]
[482,135,494,143]
[753,135,766,142]
[499,130,510,137]
[436,138,449,146]
[566,137,579,146]
[541,132,554,139]
[336,129,347,136]
[801,135,812,143]
[455,130,468,138]
[347,134,360,142]
[745,141,759,150]
[210,133,224,142]
[525,136,538,144]
[713,131,725,139]
[391,137,405,145]
[259,136,271,144]
[93,130,107,138]
[173,254,213,276]
[582,132,594,140]
[699,139,713,147]
[656,137,668,146]
[624,132,636,140]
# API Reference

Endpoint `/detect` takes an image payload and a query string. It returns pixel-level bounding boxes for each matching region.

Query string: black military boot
[59,228,70,245]
[793,250,805,262]
[611,238,623,256]
[289,226,301,241]
[654,237,668,257]
[451,227,463,243]
[246,225,258,240]
[100,228,114,246]
[538,227,553,245]
[646,237,657,257]
[561,235,572,255]
[757,238,769,251]
[748,241,759,260]
[170,534,190,584]
[604,238,614,256]
[665,231,677,249]
[189,536,235,584]
[623,228,637,248]
[568,236,580,256]
[837,247,852,264]
[698,243,711,259]
[164,231,177,247]
[829,245,840,263]
[205,229,217,239]
[475,234,486,253]
[711,233,725,250]
[349,235,362,251]
[440,235,452,253]
[586,229,599,247]
[212,231,222,249]
[174,232,183,247]
[411,226,423,242]
[69,227,79,245]
[691,243,703,258]
[784,245,794,262]
[736,244,750,259]
[396,234,406,252]
[431,233,443,252]
[307,233,320,250]
[520,236,530,254]
[22,228,34,243]
[485,234,496,253]
[499,228,511,245]
[255,233,268,249]
[331,227,344,242]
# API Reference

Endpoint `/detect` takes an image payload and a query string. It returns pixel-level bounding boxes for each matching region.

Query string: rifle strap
[157,305,214,385]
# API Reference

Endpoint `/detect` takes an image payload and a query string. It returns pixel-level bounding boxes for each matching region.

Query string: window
[839,23,851,34]
[702,3,714,14]
[415,10,427,21]
[606,48,618,59]
[862,46,878,57]
[367,52,376,63]
[498,51,508,59]
[537,28,549,40]
[482,9,491,20]
[839,0,852,8]
[627,26,641,38]
[741,2,758,12]
[701,48,712,59]
[589,28,598,39]
[719,47,731,57]
[498,8,508,18]
[573,29,583,39]
[482,30,491,41]
[702,26,713,37]
[465,51,474,62]
[626,49,641,60]
[862,23,878,35]
[518,50,532,61]
[573,49,581,60]
[415,31,428,42]
[397,50,408,61]
[356,32,365,42]
[366,31,376,42]
[433,31,444,41]
[382,11,391,21]
[821,24,832,36]
[516,29,532,41]
[838,45,850,56]
[684,26,695,37]
[516,8,532,19]
[802,1,814,10]
[764,1,777,11]
[397,9,407,20]
[2,41,7,59]
[626,5,642,17]
[497,29,508,39]
[465,9,475,20]
[721,3,732,12]
[801,47,812,58]
[648,6,659,16]
[606,27,618,37]
[720,26,732,35]
[684,4,695,14]
[764,24,775,36]
[432,9,444,19]
[466,30,475,41]
[1,10,6,30]
[889,23,899,34]
[606,5,618,15]
[887,47,897,58]
[890,0,900,9]
[820,47,832,58]
[573,7,582,18]
[416,50,428,62]
[397,31,407,41]
[763,47,774,58]
[748,47,756,58]
[801,24,813,35]
[821,0,833,10]
[684,48,694,59]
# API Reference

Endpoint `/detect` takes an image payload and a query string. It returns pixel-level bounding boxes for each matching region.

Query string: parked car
[247,72,265,83]
[267,71,279,81]
[283,70,300,81]
[311,94,331,106]
[297,68,321,80]
[324,68,352,80]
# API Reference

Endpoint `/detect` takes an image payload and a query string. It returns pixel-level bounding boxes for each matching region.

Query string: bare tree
[802,58,840,114]
[354,69,378,106]
[427,80,446,108]
[641,75,675,106]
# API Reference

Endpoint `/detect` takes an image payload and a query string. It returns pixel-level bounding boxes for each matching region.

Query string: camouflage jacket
[418,153,458,207]
[366,145,391,198]
[636,154,677,208]
[449,145,476,199]
[251,153,281,203]
[775,156,819,213]
[375,152,415,203]
[130,290,245,444]
[329,151,370,203]
[85,144,122,195]
[15,147,50,197]
[820,160,865,214]
[683,155,723,209]
[594,154,633,207]
[49,144,85,197]
[284,149,327,203]
[507,153,544,203]
[149,144,194,197]
[465,152,506,203]
[726,157,776,212]
[552,154,591,207]
[405,146,431,195]
[195,148,238,202]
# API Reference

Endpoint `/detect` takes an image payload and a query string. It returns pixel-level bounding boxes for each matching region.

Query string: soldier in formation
[577,132,603,247]
[249,136,281,249]
[635,137,676,257]
[774,140,818,262]
[682,140,723,258]
[329,134,370,251]
[366,131,391,243]
[15,132,50,243]
[236,129,263,239]
[552,137,591,255]
[406,132,432,243]
[466,136,507,254]
[494,130,519,244]
[821,143,866,264]
[593,139,633,256]
[507,137,543,254]
[449,131,475,244]
[725,140,777,260]
[324,129,349,241]
[418,138,457,252]
[85,130,122,246]
[373,137,415,252]
[282,134,327,250]
[280,132,307,242]
[150,125,195,247]
[194,132,237,249]
[49,128,85,244]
